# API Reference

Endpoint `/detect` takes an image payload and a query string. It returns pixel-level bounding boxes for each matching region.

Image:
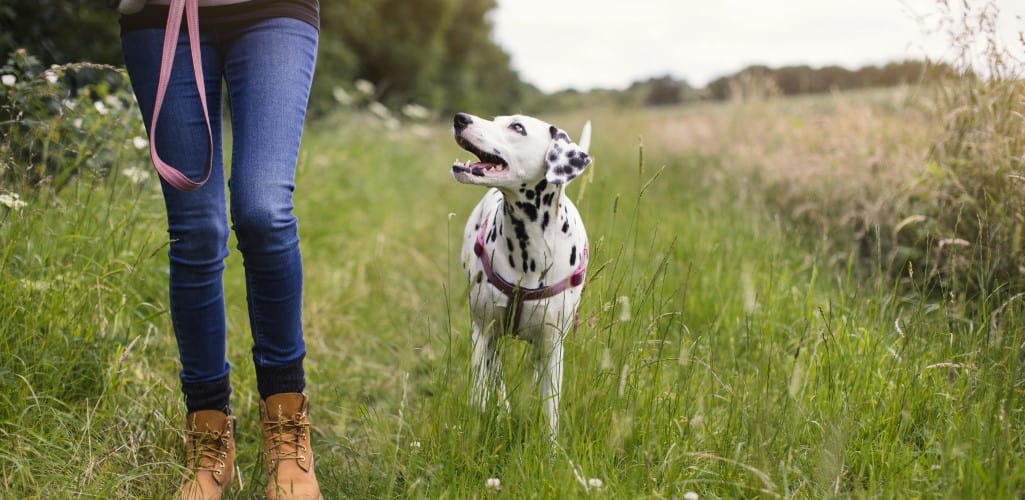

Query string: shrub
[1,48,146,194]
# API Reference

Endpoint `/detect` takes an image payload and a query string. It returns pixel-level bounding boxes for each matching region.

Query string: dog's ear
[545,126,591,185]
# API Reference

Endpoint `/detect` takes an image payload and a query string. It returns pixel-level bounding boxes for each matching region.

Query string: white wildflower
[73,118,83,129]
[485,477,501,491]
[354,79,375,96]
[132,136,149,150]
[587,478,603,490]
[410,124,431,138]
[43,70,59,84]
[0,192,27,210]
[94,100,109,115]
[683,491,699,500]
[122,166,151,184]
[600,347,614,372]
[410,440,421,450]
[332,86,353,105]
[63,99,77,110]
[104,95,124,111]
[1,74,15,86]
[617,295,631,322]
[401,103,430,121]
[19,278,50,292]
[368,101,391,120]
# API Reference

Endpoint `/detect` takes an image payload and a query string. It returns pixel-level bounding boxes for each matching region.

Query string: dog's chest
[461,188,587,331]
[465,190,584,283]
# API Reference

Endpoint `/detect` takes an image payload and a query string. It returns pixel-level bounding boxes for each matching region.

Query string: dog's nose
[453,112,473,133]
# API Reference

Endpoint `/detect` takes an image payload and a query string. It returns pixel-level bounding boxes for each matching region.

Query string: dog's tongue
[469,162,494,176]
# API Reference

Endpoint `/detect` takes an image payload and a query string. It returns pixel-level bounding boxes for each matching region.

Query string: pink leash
[148,0,213,191]
[474,212,588,301]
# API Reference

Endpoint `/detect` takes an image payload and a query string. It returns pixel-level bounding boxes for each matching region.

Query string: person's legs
[221,17,317,394]
[221,18,321,498]
[122,27,235,499]
[122,29,232,410]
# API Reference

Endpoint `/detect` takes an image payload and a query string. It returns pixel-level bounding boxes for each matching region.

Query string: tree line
[0,0,521,117]
[1,1,953,118]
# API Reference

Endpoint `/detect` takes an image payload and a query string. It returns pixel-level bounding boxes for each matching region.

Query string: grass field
[2,90,1025,498]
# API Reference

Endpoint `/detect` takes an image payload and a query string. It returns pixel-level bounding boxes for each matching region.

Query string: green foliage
[315,0,523,116]
[0,0,122,65]
[1,49,146,193]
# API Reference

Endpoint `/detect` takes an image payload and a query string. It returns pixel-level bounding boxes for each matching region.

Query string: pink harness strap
[148,0,213,191]
[473,211,588,303]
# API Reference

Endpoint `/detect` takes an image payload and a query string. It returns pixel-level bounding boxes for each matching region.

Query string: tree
[318,0,523,116]
[2,0,526,118]
[0,1,122,66]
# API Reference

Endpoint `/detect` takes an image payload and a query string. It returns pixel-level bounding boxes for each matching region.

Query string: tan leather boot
[177,410,235,500]
[260,393,321,499]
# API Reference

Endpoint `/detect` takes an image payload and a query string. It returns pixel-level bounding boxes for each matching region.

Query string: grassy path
[1,108,1023,497]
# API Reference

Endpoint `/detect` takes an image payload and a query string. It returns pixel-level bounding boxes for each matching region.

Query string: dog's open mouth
[452,135,508,178]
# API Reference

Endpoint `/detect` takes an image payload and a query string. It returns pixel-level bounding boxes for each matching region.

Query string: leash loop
[148,0,213,191]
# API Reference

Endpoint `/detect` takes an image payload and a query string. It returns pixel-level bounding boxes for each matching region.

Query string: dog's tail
[578,121,592,154]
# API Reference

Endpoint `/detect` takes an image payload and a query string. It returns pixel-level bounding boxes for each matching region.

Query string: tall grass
[2,96,1025,497]
[3,3,1025,494]
[638,1,1025,298]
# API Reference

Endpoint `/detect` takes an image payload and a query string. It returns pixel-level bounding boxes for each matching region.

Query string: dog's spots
[476,271,484,283]
[507,254,516,269]
[505,237,514,252]
[570,245,577,266]
[542,192,554,207]
[515,201,538,222]
[525,190,535,200]
[530,259,536,272]
[541,211,550,230]
[561,220,570,233]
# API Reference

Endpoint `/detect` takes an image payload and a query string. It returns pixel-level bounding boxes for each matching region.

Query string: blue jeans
[121,17,318,386]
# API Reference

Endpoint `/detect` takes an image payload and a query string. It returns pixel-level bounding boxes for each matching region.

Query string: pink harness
[474,212,588,332]
[148,0,214,191]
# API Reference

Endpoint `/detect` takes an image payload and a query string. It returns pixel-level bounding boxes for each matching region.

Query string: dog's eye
[509,123,527,136]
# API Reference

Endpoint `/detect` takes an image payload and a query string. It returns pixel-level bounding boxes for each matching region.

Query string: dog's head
[451,113,590,188]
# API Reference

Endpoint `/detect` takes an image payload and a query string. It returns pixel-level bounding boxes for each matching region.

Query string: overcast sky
[490,0,1025,92]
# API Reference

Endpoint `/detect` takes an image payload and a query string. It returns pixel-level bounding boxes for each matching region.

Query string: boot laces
[266,412,310,463]
[187,428,231,475]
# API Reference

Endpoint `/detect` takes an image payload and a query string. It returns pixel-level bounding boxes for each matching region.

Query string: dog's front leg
[537,326,565,438]
[470,322,509,411]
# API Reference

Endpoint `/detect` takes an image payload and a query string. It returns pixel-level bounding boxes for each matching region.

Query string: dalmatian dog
[451,112,591,437]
